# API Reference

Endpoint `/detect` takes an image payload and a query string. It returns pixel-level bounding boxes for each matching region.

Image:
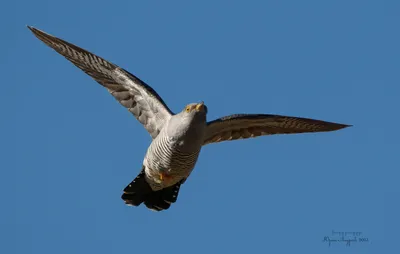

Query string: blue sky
[2,0,399,253]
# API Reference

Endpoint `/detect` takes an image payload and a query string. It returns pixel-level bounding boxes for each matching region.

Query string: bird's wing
[28,26,173,139]
[203,114,350,145]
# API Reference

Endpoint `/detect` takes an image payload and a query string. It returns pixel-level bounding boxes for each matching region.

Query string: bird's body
[28,26,351,211]
[143,104,207,191]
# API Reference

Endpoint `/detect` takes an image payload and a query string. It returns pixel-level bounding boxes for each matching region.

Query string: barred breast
[143,128,202,190]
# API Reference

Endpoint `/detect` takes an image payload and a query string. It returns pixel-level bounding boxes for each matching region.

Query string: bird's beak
[195,101,204,112]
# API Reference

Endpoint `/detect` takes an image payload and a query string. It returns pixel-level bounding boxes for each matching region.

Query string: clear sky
[2,0,399,253]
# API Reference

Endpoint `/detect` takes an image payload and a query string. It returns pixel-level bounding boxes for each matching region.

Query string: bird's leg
[159,172,173,182]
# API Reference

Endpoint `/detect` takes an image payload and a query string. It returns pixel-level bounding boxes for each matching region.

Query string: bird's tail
[121,167,182,211]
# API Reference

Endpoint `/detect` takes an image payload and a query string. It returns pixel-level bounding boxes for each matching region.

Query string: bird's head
[167,101,208,140]
[175,101,208,125]
[182,101,207,115]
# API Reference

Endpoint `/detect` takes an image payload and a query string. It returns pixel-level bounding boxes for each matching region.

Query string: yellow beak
[195,102,204,112]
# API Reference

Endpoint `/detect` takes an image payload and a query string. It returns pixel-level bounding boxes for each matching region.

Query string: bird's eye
[185,106,191,112]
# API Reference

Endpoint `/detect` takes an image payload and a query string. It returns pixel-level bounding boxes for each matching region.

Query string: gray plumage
[28,26,351,211]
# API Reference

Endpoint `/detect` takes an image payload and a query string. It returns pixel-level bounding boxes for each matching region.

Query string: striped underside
[145,131,201,190]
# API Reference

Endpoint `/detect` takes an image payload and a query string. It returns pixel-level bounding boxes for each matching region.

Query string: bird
[28,26,351,211]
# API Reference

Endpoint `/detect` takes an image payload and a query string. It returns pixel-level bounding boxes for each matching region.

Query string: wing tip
[27,25,37,33]
[329,122,352,131]
[27,25,47,39]
[27,25,55,40]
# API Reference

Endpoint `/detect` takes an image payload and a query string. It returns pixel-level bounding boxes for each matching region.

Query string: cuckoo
[28,26,351,211]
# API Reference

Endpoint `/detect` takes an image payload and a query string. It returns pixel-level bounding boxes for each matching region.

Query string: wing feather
[203,114,351,145]
[28,26,172,138]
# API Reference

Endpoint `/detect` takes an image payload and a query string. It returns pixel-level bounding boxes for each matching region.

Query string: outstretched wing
[28,26,173,139]
[203,114,351,145]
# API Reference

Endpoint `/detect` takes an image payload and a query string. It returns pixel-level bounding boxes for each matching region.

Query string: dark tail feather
[143,183,182,211]
[121,169,153,206]
[121,167,183,211]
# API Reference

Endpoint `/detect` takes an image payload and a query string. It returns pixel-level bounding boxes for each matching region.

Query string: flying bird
[28,26,351,211]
